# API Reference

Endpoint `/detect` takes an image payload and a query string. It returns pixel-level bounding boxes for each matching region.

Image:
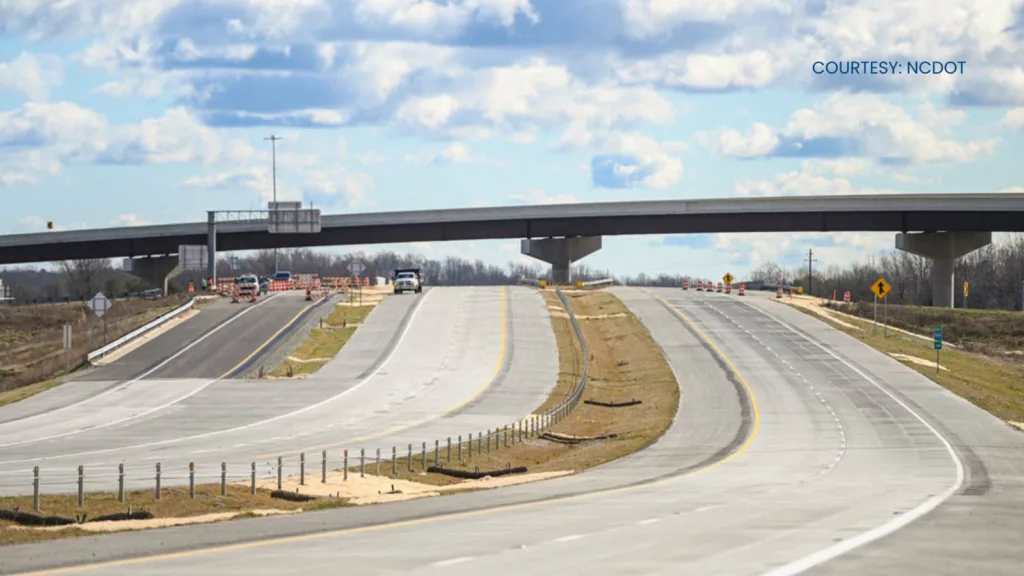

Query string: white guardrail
[86,297,197,363]
[581,277,614,287]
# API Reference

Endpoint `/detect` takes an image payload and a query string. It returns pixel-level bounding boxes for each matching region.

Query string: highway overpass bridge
[2,193,1022,307]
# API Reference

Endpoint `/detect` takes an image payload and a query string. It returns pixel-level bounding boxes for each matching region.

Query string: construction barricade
[716,282,723,293]
[738,284,746,296]
[696,280,703,291]
[682,278,689,290]
[844,290,851,303]
[776,287,783,299]
[725,284,732,295]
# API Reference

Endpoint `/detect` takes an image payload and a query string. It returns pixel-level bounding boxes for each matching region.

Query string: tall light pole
[805,248,818,295]
[264,135,283,273]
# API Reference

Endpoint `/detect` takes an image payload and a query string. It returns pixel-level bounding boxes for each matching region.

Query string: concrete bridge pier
[895,231,991,308]
[521,236,601,284]
[124,255,183,297]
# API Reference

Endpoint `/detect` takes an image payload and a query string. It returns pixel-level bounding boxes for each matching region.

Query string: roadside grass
[378,288,680,486]
[269,305,375,377]
[0,483,350,546]
[0,295,191,394]
[786,302,1024,423]
[0,378,62,409]
[824,300,1024,357]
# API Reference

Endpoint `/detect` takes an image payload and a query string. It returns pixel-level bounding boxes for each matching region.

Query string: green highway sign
[934,326,943,350]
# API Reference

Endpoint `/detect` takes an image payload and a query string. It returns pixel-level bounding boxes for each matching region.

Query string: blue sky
[2,0,1023,278]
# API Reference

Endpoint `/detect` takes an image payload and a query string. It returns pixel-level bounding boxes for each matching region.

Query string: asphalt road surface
[0,286,557,498]
[3,287,1021,575]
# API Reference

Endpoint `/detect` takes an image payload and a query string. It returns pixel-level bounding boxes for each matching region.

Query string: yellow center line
[218,295,322,380]
[252,285,507,459]
[15,287,757,576]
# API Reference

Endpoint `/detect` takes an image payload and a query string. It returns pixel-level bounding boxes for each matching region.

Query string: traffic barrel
[305,287,312,301]
[683,278,689,290]
[738,284,746,296]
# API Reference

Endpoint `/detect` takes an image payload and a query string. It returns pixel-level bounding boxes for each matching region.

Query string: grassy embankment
[0,295,190,404]
[787,298,1024,424]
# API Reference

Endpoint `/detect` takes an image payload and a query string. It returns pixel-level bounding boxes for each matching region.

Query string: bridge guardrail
[86,297,197,362]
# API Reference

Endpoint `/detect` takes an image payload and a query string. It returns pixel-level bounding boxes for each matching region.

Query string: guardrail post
[468,433,473,459]
[392,446,397,476]
[344,450,349,481]
[504,425,509,447]
[518,421,523,443]
[77,465,84,507]
[250,462,256,495]
[118,463,125,503]
[156,463,162,500]
[477,432,482,455]
[435,440,440,466]
[322,450,327,483]
[447,437,452,463]
[276,457,282,491]
[421,442,426,469]
[360,449,365,478]
[221,462,227,496]
[457,435,462,461]
[189,462,196,499]
[407,444,413,473]
[375,448,381,477]
[33,466,40,512]
[300,453,305,486]
[487,429,491,453]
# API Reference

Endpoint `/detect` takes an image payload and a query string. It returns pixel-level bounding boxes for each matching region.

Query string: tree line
[744,234,1024,310]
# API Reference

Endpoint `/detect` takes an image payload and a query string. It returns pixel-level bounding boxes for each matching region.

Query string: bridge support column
[521,236,601,284]
[895,231,991,308]
[125,256,183,297]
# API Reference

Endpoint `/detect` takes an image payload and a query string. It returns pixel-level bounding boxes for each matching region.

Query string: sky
[1,0,1023,279]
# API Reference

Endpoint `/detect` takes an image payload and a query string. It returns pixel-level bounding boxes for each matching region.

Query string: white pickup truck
[393,269,424,294]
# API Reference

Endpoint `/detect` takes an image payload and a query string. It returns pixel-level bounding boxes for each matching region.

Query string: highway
[0,286,558,498]
[3,286,1022,575]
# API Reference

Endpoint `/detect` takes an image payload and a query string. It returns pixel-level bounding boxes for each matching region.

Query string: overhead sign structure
[90,292,111,318]
[871,277,891,299]
[722,272,733,285]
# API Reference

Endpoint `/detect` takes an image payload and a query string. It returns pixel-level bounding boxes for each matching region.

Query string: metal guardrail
[544,288,589,422]
[86,297,197,362]
[581,277,614,287]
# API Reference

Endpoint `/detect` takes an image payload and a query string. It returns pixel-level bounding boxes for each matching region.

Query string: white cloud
[616,50,784,91]
[351,0,538,37]
[714,94,999,163]
[591,132,684,189]
[621,0,799,38]
[715,122,779,157]
[105,107,222,164]
[0,52,63,100]
[733,170,907,197]
[1002,108,1024,131]
[510,188,580,205]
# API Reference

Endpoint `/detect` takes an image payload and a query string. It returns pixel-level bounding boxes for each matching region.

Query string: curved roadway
[0,286,557,497]
[3,287,1022,575]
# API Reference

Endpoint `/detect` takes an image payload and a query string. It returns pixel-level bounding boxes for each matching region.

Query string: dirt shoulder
[781,298,1024,426]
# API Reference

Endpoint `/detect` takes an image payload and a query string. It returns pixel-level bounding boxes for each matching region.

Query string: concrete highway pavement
[7,285,1015,575]
[0,287,558,497]
[0,292,317,449]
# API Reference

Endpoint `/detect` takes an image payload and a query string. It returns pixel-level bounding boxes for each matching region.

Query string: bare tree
[58,259,113,300]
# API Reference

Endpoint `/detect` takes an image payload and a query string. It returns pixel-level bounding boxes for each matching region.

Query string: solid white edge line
[0,290,432,467]
[0,294,282,449]
[746,302,965,576]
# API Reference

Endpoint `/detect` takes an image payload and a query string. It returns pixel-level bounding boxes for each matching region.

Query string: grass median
[269,304,375,377]
[376,287,680,486]
[783,299,1024,424]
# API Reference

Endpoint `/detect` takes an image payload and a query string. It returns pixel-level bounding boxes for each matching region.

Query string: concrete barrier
[86,297,197,362]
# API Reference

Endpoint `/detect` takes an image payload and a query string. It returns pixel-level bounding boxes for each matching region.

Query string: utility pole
[264,135,283,273]
[805,248,818,295]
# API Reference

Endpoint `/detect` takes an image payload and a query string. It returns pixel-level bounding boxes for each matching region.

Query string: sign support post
[89,292,112,346]
[62,324,72,374]
[870,277,891,337]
